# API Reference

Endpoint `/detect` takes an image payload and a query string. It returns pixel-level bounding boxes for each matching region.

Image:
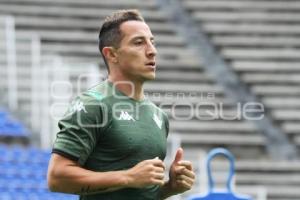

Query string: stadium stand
[234,160,300,200]
[0,111,26,137]
[0,0,267,158]
[179,0,300,198]
[0,0,300,199]
[181,0,300,149]
[0,144,77,200]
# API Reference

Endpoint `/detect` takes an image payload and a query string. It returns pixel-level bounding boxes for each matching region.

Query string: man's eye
[134,41,143,45]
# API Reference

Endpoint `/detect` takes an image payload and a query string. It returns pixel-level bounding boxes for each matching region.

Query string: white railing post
[5,16,17,110]
[41,63,50,149]
[31,33,41,131]
[0,16,6,94]
[50,58,71,146]
[40,56,64,149]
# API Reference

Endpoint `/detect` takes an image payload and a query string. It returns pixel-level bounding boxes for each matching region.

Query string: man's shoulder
[80,81,115,104]
[64,82,113,117]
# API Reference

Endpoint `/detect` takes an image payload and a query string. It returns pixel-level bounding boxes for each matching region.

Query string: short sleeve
[52,96,109,166]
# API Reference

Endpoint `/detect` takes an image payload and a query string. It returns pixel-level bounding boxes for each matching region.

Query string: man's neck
[108,76,145,101]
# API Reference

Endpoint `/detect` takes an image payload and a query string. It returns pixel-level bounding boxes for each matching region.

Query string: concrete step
[222,48,300,60]
[185,0,300,11]
[232,61,300,72]
[192,11,300,23]
[0,4,169,21]
[170,120,257,132]
[203,23,300,35]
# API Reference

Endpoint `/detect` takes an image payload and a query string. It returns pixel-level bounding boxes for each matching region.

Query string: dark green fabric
[53,80,169,200]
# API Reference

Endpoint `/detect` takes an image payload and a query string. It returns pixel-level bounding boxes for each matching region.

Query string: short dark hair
[98,9,145,73]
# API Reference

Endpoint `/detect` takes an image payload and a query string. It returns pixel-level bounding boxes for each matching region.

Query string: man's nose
[146,42,157,57]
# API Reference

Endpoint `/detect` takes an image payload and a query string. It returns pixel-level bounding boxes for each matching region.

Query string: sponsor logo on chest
[118,111,135,121]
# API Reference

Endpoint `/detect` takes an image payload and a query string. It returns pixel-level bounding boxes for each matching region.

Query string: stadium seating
[182,0,300,149]
[0,110,28,138]
[0,144,77,200]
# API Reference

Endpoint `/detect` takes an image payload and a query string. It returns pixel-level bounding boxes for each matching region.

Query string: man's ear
[102,47,118,63]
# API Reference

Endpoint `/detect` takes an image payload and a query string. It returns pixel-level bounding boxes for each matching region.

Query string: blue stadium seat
[25,179,43,192]
[0,110,29,137]
[11,146,27,162]
[39,149,51,164]
[24,192,40,200]
[0,110,7,120]
[27,147,51,164]
[6,178,23,192]
[0,145,77,200]
[32,169,46,180]
[0,179,6,192]
[0,120,5,127]
[12,192,28,200]
[4,168,19,179]
[4,122,28,137]
[0,151,11,163]
[0,192,12,200]
[0,144,8,157]
[18,168,32,179]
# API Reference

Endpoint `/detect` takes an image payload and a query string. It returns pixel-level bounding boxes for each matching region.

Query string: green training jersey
[52,80,169,200]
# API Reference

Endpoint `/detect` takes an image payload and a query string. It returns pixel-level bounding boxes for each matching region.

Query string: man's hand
[125,158,165,188]
[167,148,195,195]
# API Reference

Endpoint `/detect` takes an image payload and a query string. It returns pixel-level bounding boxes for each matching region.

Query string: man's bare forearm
[50,169,127,195]
[75,185,123,195]
[48,154,128,195]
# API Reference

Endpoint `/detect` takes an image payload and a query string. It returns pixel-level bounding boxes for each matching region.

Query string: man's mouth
[146,61,156,69]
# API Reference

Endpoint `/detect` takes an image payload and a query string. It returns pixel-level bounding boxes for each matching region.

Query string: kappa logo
[70,100,87,114]
[153,113,162,129]
[118,111,135,121]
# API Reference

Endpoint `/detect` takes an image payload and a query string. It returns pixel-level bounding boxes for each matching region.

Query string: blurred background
[0,0,300,199]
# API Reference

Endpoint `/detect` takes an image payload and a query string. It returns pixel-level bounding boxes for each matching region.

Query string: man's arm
[47,153,165,195]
